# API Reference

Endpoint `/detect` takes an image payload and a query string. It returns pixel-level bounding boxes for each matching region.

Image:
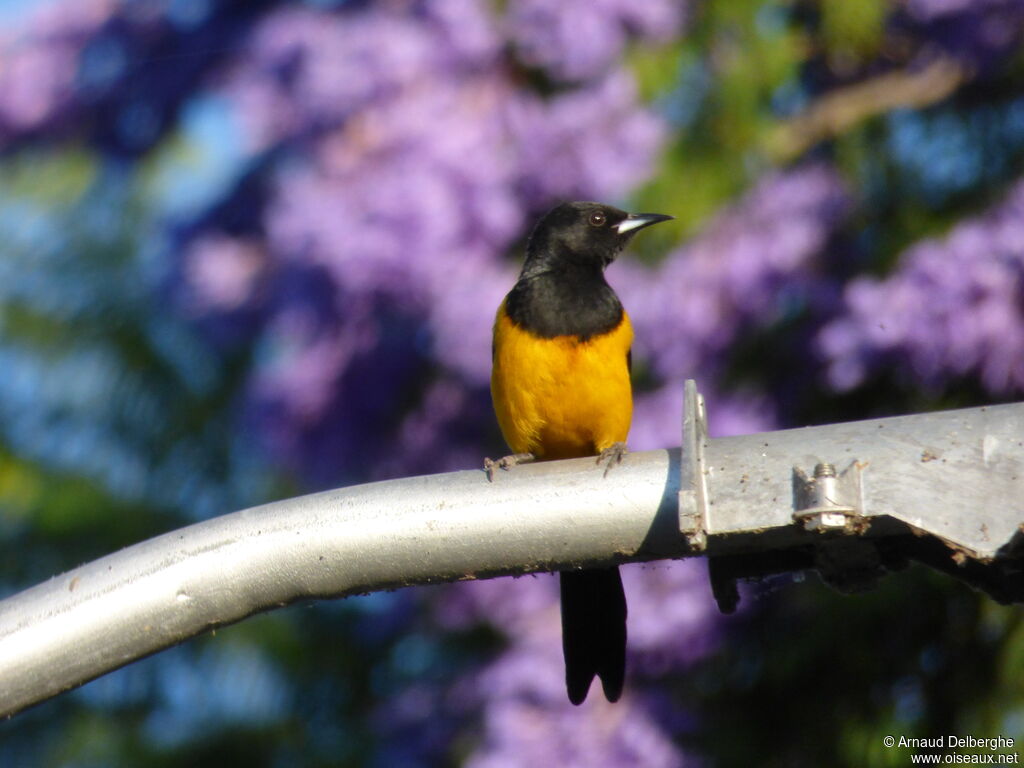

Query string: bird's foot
[484,452,535,482]
[596,442,628,477]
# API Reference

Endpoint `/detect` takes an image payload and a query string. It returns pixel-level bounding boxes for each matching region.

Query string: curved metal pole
[0,450,684,717]
[3,391,1023,717]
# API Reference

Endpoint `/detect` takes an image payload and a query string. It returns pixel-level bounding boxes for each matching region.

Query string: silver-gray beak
[614,212,674,235]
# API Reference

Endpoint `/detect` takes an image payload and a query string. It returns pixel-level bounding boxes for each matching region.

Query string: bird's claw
[596,442,628,477]
[484,452,535,482]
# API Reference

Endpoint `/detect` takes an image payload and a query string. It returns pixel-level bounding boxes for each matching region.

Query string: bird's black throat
[505,266,624,341]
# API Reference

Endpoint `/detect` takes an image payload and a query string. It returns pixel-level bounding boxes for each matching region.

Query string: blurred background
[1,0,1024,765]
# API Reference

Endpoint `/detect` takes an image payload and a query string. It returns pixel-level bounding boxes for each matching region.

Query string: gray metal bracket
[683,380,1024,612]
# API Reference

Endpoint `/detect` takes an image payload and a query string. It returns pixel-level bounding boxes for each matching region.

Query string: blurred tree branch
[766,58,967,162]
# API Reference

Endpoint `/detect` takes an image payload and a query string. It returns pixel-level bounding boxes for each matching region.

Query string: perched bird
[487,201,673,705]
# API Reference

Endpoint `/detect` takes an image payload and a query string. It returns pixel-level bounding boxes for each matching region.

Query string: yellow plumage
[490,298,633,460]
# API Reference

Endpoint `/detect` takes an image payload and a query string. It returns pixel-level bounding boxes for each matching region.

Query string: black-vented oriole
[487,201,673,705]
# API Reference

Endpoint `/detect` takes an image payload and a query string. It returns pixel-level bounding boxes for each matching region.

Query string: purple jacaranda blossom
[901,0,1024,22]
[820,178,1024,395]
[507,71,668,203]
[468,663,686,768]
[263,76,524,291]
[624,560,721,674]
[0,0,273,155]
[181,234,268,313]
[506,0,686,83]
[224,4,500,151]
[896,0,1024,74]
[0,0,116,138]
[373,377,495,479]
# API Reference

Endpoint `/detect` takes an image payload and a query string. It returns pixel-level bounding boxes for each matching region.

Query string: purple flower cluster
[0,0,115,139]
[507,0,685,82]
[225,2,501,150]
[896,0,1024,73]
[901,0,1024,22]
[508,71,668,204]
[820,179,1024,395]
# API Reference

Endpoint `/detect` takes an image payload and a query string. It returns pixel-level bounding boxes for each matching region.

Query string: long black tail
[559,566,627,705]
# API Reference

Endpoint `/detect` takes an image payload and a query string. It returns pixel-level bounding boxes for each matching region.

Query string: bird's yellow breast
[490,301,633,460]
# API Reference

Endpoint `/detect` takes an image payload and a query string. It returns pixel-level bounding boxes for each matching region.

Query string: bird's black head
[522,201,673,276]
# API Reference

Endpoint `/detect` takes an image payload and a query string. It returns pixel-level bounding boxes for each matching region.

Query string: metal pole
[0,448,683,717]
[1,384,1022,717]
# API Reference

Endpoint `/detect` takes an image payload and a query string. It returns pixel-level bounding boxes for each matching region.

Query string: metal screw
[813,463,836,479]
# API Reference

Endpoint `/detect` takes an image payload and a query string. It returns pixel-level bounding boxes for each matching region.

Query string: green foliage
[821,0,888,67]
[632,0,805,248]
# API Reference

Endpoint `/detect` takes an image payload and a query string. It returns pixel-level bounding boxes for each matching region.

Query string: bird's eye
[589,211,606,227]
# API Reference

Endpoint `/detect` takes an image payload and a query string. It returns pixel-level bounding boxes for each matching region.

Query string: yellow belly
[490,304,633,460]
